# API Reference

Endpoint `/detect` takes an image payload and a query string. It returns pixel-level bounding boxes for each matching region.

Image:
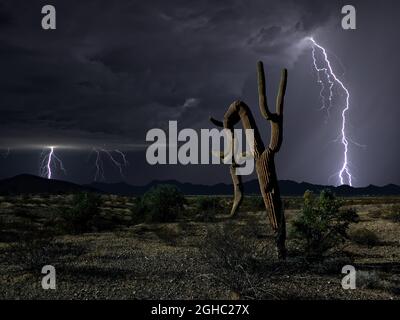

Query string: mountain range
[0,174,400,197]
[0,174,96,195]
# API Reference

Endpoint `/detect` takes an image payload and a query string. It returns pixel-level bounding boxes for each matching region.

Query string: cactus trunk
[209,61,288,259]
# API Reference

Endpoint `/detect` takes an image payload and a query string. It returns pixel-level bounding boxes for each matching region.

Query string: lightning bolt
[311,45,335,116]
[91,148,129,181]
[93,149,105,182]
[39,146,66,179]
[308,37,352,186]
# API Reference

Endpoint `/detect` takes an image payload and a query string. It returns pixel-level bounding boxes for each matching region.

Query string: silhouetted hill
[87,179,400,197]
[1,174,399,196]
[0,174,98,195]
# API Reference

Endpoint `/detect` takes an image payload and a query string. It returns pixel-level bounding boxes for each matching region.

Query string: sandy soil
[0,196,399,300]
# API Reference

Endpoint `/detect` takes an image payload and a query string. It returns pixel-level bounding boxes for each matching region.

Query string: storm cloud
[0,0,399,186]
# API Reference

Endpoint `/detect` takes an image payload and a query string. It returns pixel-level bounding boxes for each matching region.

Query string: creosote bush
[385,204,400,222]
[283,197,303,210]
[291,190,359,260]
[194,196,223,222]
[132,184,185,223]
[59,192,103,234]
[239,196,265,212]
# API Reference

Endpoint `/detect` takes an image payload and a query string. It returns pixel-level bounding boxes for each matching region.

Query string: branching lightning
[39,146,66,179]
[308,37,353,186]
[311,45,335,115]
[92,148,129,181]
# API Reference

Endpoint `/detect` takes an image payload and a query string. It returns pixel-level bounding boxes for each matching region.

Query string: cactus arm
[267,69,287,153]
[229,164,243,218]
[209,117,224,128]
[257,61,272,120]
[225,101,265,157]
[268,120,282,152]
[276,69,287,116]
[209,117,243,217]
[210,100,264,218]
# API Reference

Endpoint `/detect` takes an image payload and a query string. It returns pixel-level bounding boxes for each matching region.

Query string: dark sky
[0,0,399,187]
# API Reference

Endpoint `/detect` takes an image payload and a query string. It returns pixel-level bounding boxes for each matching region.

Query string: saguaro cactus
[209,61,288,259]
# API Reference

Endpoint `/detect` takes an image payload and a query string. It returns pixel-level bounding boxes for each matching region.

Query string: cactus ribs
[210,61,288,259]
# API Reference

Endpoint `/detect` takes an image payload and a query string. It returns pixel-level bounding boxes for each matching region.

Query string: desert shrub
[201,223,278,299]
[194,196,223,222]
[350,228,380,247]
[196,196,222,212]
[290,190,359,260]
[59,192,103,234]
[255,197,266,210]
[132,185,185,223]
[385,204,400,222]
[283,197,303,210]
[242,196,304,212]
[240,196,265,212]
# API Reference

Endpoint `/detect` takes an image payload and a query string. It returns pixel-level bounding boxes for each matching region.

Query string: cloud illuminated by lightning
[92,148,129,181]
[308,37,352,186]
[39,146,66,179]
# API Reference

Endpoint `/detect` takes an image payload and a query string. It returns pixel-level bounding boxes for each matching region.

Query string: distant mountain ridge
[0,174,399,196]
[88,179,400,197]
[0,174,96,195]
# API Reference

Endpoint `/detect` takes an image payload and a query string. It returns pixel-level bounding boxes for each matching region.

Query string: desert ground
[0,193,399,300]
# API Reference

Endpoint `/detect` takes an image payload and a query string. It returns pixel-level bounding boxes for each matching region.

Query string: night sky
[0,0,399,187]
